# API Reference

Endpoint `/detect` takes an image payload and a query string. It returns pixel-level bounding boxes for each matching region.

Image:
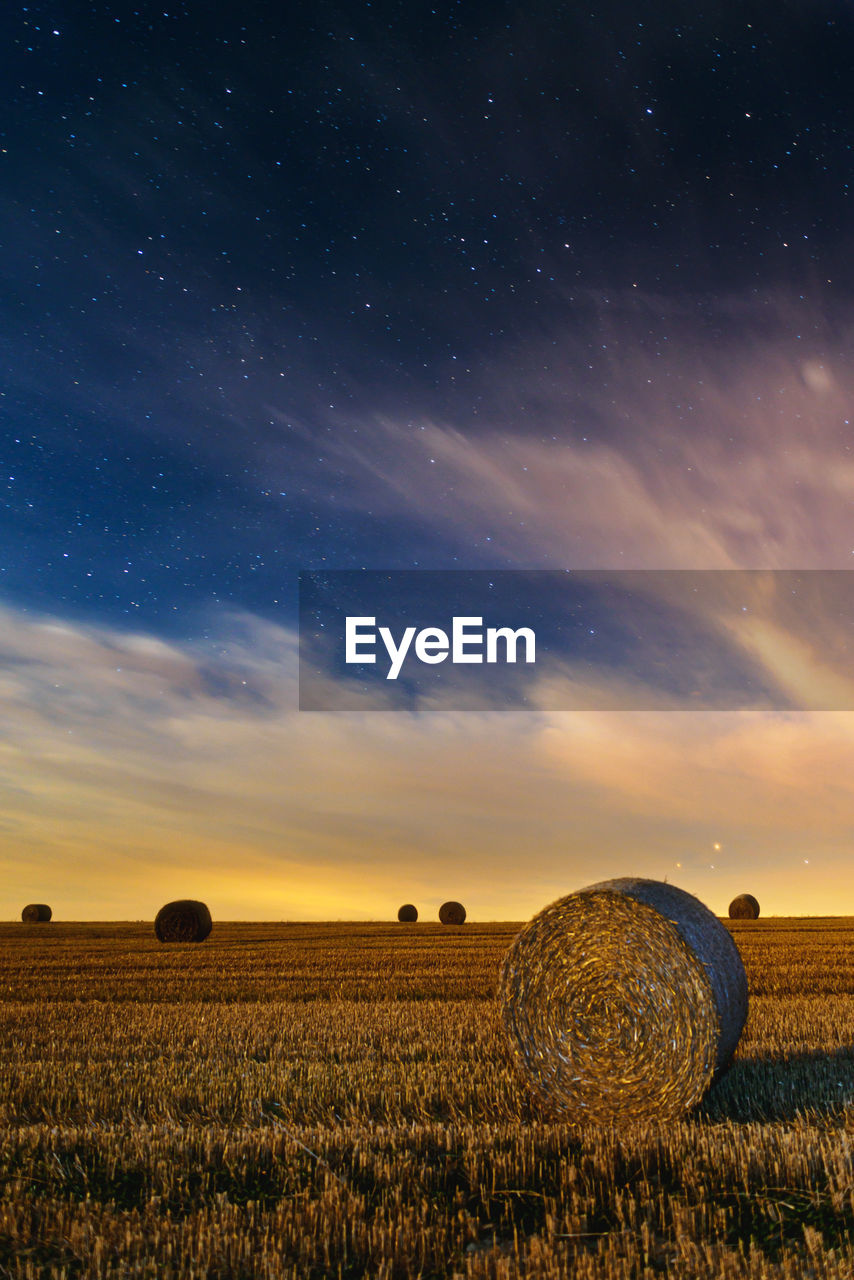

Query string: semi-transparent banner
[298,570,854,710]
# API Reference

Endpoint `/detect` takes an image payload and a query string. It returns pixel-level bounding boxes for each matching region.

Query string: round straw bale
[499,877,748,1123]
[21,903,52,923]
[439,900,466,925]
[154,899,212,942]
[397,903,418,922]
[728,893,760,920]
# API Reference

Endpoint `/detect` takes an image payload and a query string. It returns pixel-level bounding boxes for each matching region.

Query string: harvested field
[3,918,854,1277]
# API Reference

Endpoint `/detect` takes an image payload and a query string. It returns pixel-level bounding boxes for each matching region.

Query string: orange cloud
[3,592,854,920]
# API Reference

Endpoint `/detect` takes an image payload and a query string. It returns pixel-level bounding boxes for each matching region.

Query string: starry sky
[5,1,854,920]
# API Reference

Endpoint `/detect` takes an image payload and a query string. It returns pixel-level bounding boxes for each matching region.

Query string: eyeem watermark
[298,569,854,710]
[345,615,536,680]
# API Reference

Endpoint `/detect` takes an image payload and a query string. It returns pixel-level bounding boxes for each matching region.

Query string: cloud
[279,296,854,571]
[8,296,854,919]
[4,592,854,920]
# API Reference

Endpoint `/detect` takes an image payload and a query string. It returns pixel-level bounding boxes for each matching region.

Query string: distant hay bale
[728,893,760,920]
[154,899,212,943]
[499,877,748,1124]
[397,904,418,922]
[439,900,466,925]
[21,903,51,923]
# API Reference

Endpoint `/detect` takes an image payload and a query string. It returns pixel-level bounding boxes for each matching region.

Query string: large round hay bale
[499,877,748,1123]
[728,893,760,920]
[397,903,418,922]
[154,899,212,943]
[21,903,52,923]
[439,900,466,925]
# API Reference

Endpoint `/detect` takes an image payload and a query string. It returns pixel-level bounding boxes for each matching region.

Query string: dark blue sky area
[3,2,854,632]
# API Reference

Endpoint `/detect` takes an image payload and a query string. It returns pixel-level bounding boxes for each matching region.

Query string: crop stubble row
[3,920,854,1277]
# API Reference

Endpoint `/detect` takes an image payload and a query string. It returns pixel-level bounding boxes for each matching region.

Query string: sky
[5,1,854,918]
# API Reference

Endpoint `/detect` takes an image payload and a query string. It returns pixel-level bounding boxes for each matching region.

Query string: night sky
[5,2,854,920]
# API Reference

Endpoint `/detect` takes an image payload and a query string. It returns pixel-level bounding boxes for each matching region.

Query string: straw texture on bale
[499,877,748,1124]
[438,901,466,925]
[21,903,52,923]
[728,893,760,920]
[154,899,212,943]
[397,904,418,922]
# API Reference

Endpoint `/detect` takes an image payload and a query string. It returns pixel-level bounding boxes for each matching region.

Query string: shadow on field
[700,1045,854,1122]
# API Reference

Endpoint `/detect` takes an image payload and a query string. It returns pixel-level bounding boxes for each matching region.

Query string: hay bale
[499,877,748,1123]
[21,903,52,923]
[439,900,466,925]
[397,904,418,922]
[154,899,212,943]
[728,893,760,920]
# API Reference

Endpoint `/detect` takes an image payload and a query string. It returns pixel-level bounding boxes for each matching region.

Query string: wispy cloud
[281,298,854,570]
[8,296,854,919]
[3,591,854,920]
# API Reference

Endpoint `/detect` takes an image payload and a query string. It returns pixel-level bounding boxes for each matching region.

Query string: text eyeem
[345,616,536,680]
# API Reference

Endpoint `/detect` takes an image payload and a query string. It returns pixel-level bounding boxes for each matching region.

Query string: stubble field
[2,918,854,1278]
